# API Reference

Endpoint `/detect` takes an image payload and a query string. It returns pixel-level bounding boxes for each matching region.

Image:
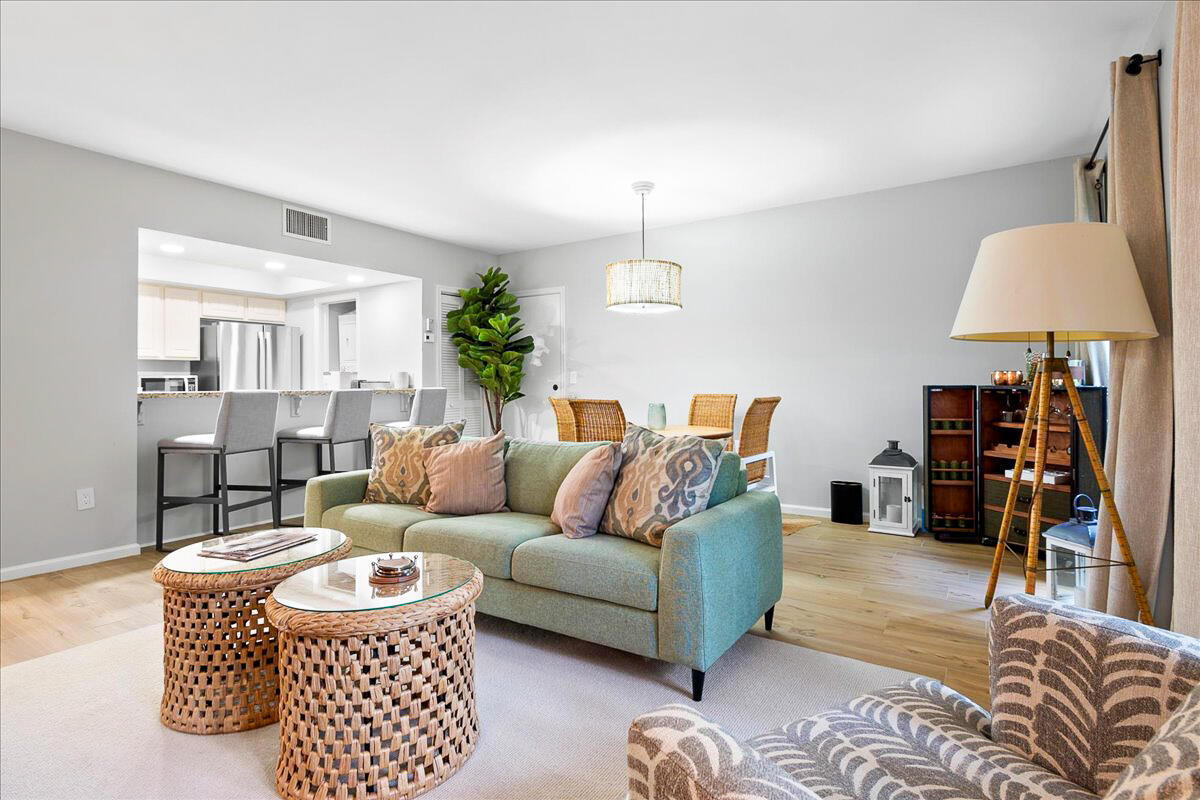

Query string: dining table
[656,424,734,441]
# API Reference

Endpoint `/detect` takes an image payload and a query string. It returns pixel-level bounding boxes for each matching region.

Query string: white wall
[0,129,494,575]
[500,157,1076,513]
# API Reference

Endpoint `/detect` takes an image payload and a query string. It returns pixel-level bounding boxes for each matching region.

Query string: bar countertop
[137,388,416,400]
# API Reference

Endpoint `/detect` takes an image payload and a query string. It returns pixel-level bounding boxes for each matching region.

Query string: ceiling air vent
[282,205,332,244]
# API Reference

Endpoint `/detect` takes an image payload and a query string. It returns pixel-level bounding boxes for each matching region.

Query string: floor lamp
[950,222,1159,625]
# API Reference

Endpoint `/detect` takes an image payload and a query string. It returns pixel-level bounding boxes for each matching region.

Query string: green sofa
[303,438,784,700]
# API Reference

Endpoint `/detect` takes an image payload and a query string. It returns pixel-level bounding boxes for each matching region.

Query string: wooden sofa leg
[691,669,705,702]
[765,605,775,631]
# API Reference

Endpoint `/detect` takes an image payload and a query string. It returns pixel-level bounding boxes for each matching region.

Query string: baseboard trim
[1,543,142,582]
[781,504,832,518]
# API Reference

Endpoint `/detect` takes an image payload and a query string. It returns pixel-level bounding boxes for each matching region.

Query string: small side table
[151,528,351,734]
[267,552,483,800]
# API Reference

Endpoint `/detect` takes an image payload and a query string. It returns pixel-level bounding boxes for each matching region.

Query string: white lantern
[868,440,920,536]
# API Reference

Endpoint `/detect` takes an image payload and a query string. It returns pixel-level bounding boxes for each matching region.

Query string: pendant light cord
[641,194,646,259]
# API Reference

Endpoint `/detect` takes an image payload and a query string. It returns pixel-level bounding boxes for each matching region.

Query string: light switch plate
[568,371,578,385]
[76,487,95,511]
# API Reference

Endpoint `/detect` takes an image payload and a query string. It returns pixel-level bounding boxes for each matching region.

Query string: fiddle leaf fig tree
[445,267,534,432]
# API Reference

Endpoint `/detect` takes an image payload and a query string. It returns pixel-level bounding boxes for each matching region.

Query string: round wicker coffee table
[151,528,351,735]
[267,552,483,800]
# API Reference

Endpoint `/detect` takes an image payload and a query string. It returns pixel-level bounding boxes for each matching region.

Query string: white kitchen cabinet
[201,291,246,320]
[245,295,286,323]
[162,287,201,359]
[137,283,164,359]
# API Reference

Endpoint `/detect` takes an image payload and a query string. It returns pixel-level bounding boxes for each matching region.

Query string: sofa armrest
[303,469,369,526]
[628,704,816,800]
[989,593,1200,794]
[658,491,783,671]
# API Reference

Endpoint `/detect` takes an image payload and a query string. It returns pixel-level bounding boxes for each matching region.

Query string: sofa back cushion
[707,451,745,508]
[600,424,725,547]
[363,421,464,505]
[423,431,507,515]
[504,439,605,515]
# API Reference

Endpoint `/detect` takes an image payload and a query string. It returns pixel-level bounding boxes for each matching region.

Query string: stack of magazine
[199,530,316,562]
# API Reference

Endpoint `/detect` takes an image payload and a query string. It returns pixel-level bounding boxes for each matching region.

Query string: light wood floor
[0,516,1031,706]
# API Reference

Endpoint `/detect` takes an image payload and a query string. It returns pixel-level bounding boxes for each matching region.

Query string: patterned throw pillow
[363,422,464,505]
[1103,684,1200,800]
[600,424,725,547]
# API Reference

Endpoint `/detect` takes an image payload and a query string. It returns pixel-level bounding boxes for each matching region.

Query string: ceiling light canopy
[159,243,185,254]
[605,182,682,313]
[264,260,286,271]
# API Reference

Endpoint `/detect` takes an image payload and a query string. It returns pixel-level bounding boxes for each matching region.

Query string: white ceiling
[138,229,412,298]
[2,1,1162,254]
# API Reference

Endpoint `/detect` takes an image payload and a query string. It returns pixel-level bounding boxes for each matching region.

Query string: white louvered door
[438,288,483,435]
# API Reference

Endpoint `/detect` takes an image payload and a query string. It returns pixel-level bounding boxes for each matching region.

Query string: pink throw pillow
[422,432,507,514]
[551,443,622,538]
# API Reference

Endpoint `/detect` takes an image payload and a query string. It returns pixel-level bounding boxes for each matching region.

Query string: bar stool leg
[317,443,324,475]
[274,439,284,529]
[155,449,166,552]
[327,440,337,473]
[219,451,231,535]
[211,453,220,536]
[267,448,280,529]
[363,437,371,469]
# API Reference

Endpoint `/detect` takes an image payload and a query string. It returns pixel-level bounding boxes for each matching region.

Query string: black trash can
[830,481,863,525]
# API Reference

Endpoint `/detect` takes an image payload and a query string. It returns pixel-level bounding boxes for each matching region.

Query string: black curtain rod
[1085,50,1162,170]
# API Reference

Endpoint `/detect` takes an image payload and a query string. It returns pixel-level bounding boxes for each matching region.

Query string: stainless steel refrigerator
[196,320,302,391]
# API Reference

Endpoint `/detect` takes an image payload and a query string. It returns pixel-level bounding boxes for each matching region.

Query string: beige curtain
[1170,1,1199,637]
[1087,56,1174,621]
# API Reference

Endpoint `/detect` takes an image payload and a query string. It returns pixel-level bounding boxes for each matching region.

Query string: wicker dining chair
[738,396,781,489]
[689,393,738,450]
[570,399,627,442]
[549,396,578,442]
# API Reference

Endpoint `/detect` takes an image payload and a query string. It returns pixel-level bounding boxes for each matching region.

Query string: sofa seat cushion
[511,533,660,612]
[747,677,1098,800]
[403,512,558,579]
[320,503,449,554]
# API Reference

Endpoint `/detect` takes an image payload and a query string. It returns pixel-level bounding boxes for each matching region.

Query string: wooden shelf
[982,448,1070,467]
[930,429,972,436]
[932,479,974,486]
[993,421,1070,432]
[983,503,1066,525]
[982,472,1071,493]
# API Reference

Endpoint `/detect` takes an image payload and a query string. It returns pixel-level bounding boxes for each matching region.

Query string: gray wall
[0,129,494,574]
[499,157,1076,513]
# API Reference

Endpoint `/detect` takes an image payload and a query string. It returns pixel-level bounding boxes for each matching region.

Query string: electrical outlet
[76,487,95,511]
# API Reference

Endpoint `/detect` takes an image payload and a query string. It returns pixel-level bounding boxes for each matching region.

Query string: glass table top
[159,528,347,575]
[271,552,477,613]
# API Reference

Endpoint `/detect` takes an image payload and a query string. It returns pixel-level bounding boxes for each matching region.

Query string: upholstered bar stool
[274,389,373,526]
[380,386,446,428]
[156,390,280,552]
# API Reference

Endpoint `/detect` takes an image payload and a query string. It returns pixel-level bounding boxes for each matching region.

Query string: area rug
[783,517,823,535]
[1,614,911,799]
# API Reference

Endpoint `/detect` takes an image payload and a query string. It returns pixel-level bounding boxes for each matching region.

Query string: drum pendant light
[605,182,682,313]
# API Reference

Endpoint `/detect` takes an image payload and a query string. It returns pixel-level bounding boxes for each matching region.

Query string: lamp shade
[950,222,1158,342]
[605,259,682,313]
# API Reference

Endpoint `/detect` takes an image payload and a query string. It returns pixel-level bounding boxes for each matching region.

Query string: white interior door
[438,288,483,435]
[510,287,566,440]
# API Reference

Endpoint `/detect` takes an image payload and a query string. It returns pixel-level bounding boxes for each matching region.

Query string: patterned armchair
[628,594,1200,800]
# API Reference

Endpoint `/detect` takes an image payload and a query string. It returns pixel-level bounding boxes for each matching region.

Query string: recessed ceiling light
[264,261,286,271]
[347,274,365,284]
[159,243,185,254]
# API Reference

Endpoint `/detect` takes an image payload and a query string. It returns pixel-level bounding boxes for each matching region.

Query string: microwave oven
[139,374,198,393]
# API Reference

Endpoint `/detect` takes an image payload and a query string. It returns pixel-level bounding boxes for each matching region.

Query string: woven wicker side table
[267,552,483,800]
[151,528,351,735]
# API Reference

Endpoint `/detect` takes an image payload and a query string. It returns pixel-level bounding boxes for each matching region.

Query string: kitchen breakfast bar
[137,389,413,548]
